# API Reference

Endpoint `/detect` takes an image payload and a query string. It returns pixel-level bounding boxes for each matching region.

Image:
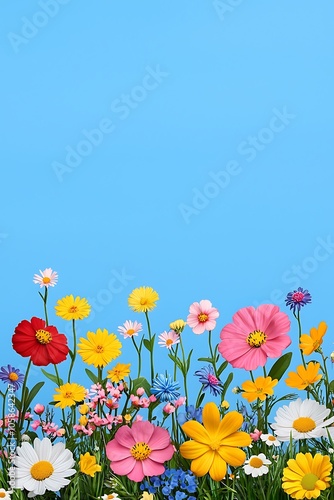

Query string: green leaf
[268,352,293,382]
[197,357,213,363]
[41,369,63,386]
[328,380,334,393]
[25,382,45,409]
[217,360,228,377]
[222,372,233,399]
[197,392,205,406]
[186,349,193,372]
[85,368,99,384]
[131,377,151,396]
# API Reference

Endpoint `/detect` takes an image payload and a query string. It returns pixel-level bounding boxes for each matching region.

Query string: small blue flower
[195,365,222,396]
[177,405,203,425]
[151,373,180,402]
[285,287,312,314]
[141,468,197,497]
[0,365,24,391]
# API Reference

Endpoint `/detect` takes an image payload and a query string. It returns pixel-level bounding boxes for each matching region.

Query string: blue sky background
[1,1,334,422]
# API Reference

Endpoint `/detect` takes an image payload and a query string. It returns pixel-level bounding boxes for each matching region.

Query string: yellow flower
[79,415,88,426]
[53,383,86,409]
[128,286,159,313]
[299,322,327,355]
[78,403,89,415]
[124,414,132,423]
[169,319,186,334]
[285,362,322,390]
[107,363,131,383]
[77,329,122,368]
[282,452,332,499]
[241,376,278,403]
[179,402,251,481]
[55,295,91,320]
[79,452,102,477]
[221,400,230,409]
[141,493,154,500]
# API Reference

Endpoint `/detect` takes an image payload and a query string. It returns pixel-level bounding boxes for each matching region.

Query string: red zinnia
[12,317,69,366]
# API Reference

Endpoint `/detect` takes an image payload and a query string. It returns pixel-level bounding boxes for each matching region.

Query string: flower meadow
[1,271,334,499]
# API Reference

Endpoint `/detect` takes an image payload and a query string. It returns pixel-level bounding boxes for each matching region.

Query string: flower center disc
[246,330,267,347]
[166,339,173,346]
[35,329,52,345]
[292,416,316,433]
[69,306,78,313]
[249,457,264,468]
[140,298,147,305]
[292,291,305,302]
[301,472,319,491]
[9,372,19,381]
[96,345,104,353]
[127,329,135,336]
[42,277,51,284]
[130,442,151,460]
[30,460,54,480]
[198,313,208,323]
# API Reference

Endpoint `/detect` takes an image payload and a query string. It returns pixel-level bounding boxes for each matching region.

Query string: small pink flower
[174,396,186,408]
[158,331,180,349]
[118,320,143,339]
[250,428,262,441]
[33,268,58,288]
[31,420,41,431]
[106,420,174,482]
[187,300,219,334]
[135,415,143,422]
[163,402,175,414]
[136,387,145,396]
[149,395,157,403]
[34,404,45,415]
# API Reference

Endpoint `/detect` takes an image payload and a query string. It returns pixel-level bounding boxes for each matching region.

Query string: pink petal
[131,421,155,444]
[220,323,248,340]
[106,441,131,461]
[198,300,213,310]
[189,302,201,314]
[205,319,217,330]
[110,456,136,476]
[232,306,257,333]
[127,460,145,482]
[147,426,171,450]
[187,313,200,327]
[262,336,291,357]
[114,425,136,448]
[149,444,175,462]
[234,348,267,370]
[192,323,206,334]
[142,458,166,477]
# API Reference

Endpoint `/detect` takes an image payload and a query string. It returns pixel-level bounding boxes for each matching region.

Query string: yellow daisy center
[301,473,319,491]
[140,298,148,305]
[69,305,78,313]
[249,457,264,468]
[268,435,276,442]
[9,372,19,381]
[198,313,208,322]
[0,493,6,498]
[95,345,104,353]
[166,339,174,346]
[35,329,52,344]
[293,417,316,433]
[65,391,74,399]
[130,442,151,461]
[42,277,51,284]
[30,460,54,480]
[127,329,135,336]
[247,330,267,347]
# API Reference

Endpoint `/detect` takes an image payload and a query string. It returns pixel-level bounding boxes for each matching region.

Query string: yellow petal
[241,380,256,392]
[191,451,214,477]
[218,446,246,467]
[179,441,210,459]
[182,420,210,443]
[209,453,227,481]
[217,411,243,439]
[202,402,221,436]
[221,431,251,448]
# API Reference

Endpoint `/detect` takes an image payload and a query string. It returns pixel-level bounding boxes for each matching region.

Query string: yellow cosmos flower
[107,363,131,383]
[282,452,332,499]
[77,329,122,368]
[169,319,186,333]
[285,362,322,390]
[128,286,159,313]
[53,382,86,409]
[241,376,278,403]
[55,295,91,320]
[299,321,327,355]
[179,402,251,481]
[79,452,102,477]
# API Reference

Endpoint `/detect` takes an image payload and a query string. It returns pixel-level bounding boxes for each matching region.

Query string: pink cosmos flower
[106,420,174,482]
[218,304,291,371]
[187,300,219,334]
[158,331,180,349]
[33,268,58,288]
[118,320,143,339]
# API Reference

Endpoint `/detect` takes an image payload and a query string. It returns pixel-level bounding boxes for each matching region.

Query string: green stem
[43,287,49,326]
[67,320,77,383]
[54,364,66,426]
[144,311,154,382]
[0,388,8,442]
[294,310,306,368]
[208,330,218,376]
[178,335,189,403]
[17,359,32,435]
[131,336,141,379]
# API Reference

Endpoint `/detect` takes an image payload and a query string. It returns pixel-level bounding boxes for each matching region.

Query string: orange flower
[285,362,322,390]
[299,322,327,355]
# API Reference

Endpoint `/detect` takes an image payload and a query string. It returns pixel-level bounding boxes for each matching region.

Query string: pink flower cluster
[130,387,157,408]
[163,397,186,414]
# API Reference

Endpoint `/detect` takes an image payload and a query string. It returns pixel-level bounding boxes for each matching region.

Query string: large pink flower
[187,299,219,334]
[218,304,291,371]
[106,420,174,482]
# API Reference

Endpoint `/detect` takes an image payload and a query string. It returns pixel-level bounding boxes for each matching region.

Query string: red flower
[12,317,69,366]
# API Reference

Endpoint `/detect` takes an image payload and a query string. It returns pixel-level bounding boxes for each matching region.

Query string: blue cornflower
[0,365,24,391]
[151,373,180,402]
[177,405,203,425]
[195,365,222,396]
[285,287,312,314]
[141,468,197,498]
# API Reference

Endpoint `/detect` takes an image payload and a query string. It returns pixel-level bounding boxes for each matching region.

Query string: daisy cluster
[0,270,334,500]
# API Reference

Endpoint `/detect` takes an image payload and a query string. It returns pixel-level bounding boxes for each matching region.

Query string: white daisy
[15,437,75,497]
[0,488,11,500]
[243,453,271,477]
[271,398,334,441]
[260,433,281,446]
[101,494,120,500]
[33,268,58,288]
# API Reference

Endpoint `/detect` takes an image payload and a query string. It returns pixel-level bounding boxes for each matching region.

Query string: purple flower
[0,365,25,391]
[195,365,222,396]
[177,405,203,425]
[285,287,312,314]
